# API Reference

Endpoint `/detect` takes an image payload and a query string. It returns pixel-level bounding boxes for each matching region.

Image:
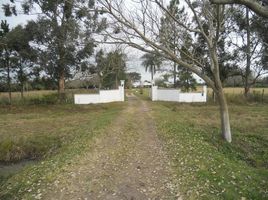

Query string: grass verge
[151,102,268,199]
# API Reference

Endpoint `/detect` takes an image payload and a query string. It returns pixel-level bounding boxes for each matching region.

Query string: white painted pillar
[152,86,158,101]
[202,85,207,102]
[119,80,125,102]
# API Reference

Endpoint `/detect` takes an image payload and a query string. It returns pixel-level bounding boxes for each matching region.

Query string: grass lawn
[0,102,124,199]
[151,102,268,199]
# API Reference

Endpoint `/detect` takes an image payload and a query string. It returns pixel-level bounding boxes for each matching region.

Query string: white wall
[74,80,125,104]
[99,90,121,103]
[74,94,100,104]
[151,86,207,103]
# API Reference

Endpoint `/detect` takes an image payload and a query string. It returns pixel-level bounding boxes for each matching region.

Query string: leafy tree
[177,69,197,92]
[0,20,13,104]
[177,33,197,91]
[2,0,104,100]
[160,0,185,87]
[95,49,127,89]
[127,72,141,87]
[6,25,37,99]
[141,52,162,83]
[105,50,127,88]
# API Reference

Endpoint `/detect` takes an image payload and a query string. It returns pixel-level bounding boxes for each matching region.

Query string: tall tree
[0,20,12,104]
[178,37,197,92]
[2,0,104,100]
[6,25,36,99]
[141,52,162,83]
[95,49,127,89]
[105,49,127,88]
[176,32,197,91]
[127,72,141,83]
[99,0,233,142]
[160,0,184,87]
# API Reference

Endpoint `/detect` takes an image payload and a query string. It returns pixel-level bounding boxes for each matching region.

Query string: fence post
[152,86,158,101]
[120,80,125,102]
[203,85,207,102]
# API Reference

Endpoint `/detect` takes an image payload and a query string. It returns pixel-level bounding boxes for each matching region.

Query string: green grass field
[0,102,124,198]
[135,88,268,199]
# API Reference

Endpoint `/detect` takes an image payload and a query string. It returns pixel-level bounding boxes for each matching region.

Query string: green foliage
[177,69,197,91]
[127,72,141,83]
[1,0,103,97]
[95,49,127,89]
[141,52,163,81]
[177,38,197,91]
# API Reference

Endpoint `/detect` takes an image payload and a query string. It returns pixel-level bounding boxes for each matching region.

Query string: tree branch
[210,0,268,18]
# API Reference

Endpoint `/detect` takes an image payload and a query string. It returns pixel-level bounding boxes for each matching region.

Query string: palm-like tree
[141,52,162,83]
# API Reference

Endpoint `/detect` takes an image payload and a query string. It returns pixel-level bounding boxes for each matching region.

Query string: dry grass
[0,89,99,98]
[0,90,56,99]
[206,87,268,95]
[0,89,100,105]
[0,103,123,162]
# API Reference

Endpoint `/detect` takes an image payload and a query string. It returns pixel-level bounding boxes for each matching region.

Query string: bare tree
[209,0,268,18]
[97,0,233,142]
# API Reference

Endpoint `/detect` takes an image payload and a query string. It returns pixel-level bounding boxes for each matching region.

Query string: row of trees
[0,1,133,103]
[1,0,105,103]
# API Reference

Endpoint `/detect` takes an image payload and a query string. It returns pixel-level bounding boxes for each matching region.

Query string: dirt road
[43,94,180,200]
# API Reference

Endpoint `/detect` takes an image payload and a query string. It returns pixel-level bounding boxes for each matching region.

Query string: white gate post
[203,85,207,102]
[152,86,158,101]
[119,80,125,102]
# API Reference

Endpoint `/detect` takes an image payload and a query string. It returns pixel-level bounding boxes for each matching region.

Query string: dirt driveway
[43,94,180,200]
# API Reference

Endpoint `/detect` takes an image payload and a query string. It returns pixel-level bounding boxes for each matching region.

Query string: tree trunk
[151,65,154,85]
[58,70,65,101]
[173,62,176,88]
[7,65,11,105]
[212,91,216,102]
[244,7,251,98]
[210,41,232,143]
[217,89,232,142]
[19,64,24,100]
